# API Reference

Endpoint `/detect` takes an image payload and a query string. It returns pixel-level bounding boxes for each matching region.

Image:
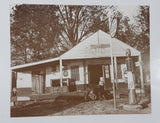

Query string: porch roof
[11,57,60,71]
[12,30,140,71]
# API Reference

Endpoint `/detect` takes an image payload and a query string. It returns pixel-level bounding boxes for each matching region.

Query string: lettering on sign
[90,44,110,49]
[90,44,110,55]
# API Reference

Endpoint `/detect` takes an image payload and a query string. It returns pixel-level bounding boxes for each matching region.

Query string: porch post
[86,64,89,84]
[42,68,46,93]
[83,60,86,84]
[139,54,144,93]
[114,57,118,89]
[11,71,17,89]
[11,71,17,106]
[60,56,63,87]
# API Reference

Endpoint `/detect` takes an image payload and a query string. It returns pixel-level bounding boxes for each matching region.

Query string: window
[71,66,79,81]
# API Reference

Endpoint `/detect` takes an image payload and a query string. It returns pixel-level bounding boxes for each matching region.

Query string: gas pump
[125,49,137,104]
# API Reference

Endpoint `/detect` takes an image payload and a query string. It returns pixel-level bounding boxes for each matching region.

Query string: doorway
[32,70,45,95]
[88,64,112,89]
[88,65,103,85]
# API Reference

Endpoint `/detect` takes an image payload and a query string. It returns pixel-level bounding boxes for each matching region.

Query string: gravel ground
[51,99,151,116]
[11,97,151,117]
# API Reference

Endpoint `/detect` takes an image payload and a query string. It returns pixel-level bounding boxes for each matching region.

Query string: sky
[117,5,139,24]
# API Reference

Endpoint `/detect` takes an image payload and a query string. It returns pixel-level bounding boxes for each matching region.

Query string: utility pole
[108,7,120,109]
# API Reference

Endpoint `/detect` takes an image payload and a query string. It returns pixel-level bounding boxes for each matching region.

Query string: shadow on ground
[11,95,85,117]
[11,86,151,117]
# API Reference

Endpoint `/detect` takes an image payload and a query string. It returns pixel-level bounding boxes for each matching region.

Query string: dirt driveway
[11,98,151,117]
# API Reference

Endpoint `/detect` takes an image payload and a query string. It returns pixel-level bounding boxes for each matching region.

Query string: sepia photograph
[10,4,151,117]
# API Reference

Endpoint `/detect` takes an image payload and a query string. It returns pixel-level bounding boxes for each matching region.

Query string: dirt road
[11,98,151,117]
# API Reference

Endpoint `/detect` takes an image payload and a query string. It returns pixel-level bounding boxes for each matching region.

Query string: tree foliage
[11,5,61,66]
[56,5,110,52]
[116,6,150,54]
[10,5,150,67]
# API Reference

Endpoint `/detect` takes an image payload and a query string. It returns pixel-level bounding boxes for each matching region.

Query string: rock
[123,104,142,111]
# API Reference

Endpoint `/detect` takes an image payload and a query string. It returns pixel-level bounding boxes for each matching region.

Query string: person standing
[12,88,17,106]
[99,77,105,99]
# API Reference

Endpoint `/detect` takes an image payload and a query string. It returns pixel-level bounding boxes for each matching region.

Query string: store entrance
[88,64,112,89]
[88,65,103,85]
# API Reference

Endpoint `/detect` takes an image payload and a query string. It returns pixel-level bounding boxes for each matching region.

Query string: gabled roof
[61,30,140,60]
[12,30,140,70]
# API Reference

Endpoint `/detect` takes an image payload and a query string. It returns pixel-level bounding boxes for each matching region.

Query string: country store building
[11,30,144,97]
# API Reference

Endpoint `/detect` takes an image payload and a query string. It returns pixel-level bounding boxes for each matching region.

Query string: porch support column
[139,54,144,93]
[83,60,86,85]
[114,57,118,89]
[11,71,17,106]
[11,71,17,90]
[114,57,120,98]
[86,65,89,84]
[60,56,63,87]
[42,67,46,94]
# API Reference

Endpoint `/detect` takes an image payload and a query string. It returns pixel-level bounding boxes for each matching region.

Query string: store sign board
[90,44,110,49]
[110,18,118,38]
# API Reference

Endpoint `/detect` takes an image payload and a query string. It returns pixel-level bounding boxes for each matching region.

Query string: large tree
[136,6,150,53]
[116,6,149,54]
[11,5,149,67]
[56,5,110,52]
[115,6,150,76]
[11,5,61,66]
[11,5,111,66]
[10,5,110,66]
